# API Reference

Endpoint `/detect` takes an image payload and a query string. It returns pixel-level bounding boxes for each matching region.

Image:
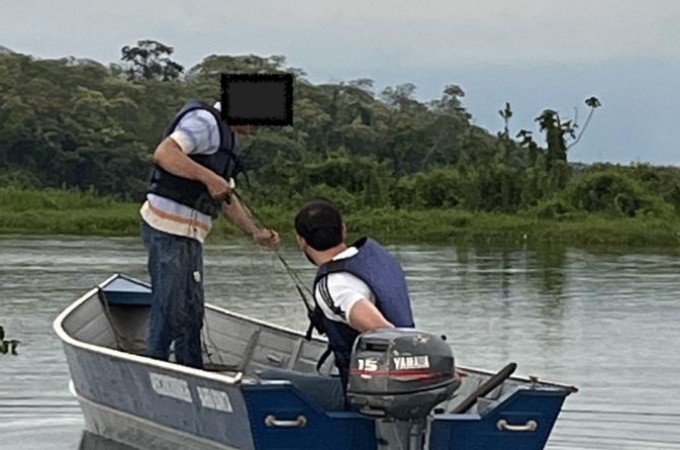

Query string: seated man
[294,199,416,396]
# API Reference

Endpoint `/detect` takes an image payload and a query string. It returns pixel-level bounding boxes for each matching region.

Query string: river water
[0,236,679,449]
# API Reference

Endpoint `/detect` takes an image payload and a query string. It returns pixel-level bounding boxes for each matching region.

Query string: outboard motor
[347,329,460,450]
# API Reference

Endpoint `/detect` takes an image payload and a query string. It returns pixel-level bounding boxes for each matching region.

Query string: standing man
[140,99,280,369]
[294,198,415,393]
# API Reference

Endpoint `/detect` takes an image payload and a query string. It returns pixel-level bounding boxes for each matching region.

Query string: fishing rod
[229,190,326,340]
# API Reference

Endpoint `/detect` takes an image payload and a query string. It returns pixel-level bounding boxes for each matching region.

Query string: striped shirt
[140,108,234,243]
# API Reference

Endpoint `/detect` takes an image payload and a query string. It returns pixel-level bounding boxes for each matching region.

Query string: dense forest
[1,39,679,225]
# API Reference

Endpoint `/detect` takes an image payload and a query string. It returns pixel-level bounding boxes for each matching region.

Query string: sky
[2,0,679,165]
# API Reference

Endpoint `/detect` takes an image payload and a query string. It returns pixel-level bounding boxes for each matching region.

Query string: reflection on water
[1,236,679,449]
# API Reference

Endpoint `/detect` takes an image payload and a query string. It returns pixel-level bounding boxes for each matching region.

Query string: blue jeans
[142,222,205,369]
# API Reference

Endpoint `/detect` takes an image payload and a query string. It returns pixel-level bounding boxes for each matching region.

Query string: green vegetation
[0,186,140,236]
[2,186,678,248]
[1,40,679,247]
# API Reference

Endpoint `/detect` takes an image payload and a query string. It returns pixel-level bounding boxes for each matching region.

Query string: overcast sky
[2,0,679,165]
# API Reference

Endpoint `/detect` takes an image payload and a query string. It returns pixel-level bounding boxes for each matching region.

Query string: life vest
[313,237,415,390]
[147,99,239,219]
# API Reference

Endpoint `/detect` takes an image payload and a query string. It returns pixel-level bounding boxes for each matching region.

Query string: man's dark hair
[294,199,344,251]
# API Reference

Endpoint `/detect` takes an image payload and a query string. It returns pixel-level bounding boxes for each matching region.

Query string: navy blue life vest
[313,237,415,390]
[147,99,239,219]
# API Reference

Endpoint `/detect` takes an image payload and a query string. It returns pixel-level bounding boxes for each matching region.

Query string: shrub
[569,171,656,217]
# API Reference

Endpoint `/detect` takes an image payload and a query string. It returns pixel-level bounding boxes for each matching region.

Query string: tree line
[1,39,679,220]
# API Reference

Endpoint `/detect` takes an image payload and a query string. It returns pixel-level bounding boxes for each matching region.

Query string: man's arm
[347,299,394,332]
[317,274,393,333]
[154,137,231,200]
[221,195,280,246]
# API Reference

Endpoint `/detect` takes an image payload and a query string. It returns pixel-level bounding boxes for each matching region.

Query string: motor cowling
[347,328,459,421]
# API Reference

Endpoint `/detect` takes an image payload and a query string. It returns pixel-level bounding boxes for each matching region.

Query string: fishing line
[230,190,315,304]
[199,189,318,371]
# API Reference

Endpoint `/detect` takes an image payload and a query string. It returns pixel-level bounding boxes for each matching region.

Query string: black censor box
[220,73,294,126]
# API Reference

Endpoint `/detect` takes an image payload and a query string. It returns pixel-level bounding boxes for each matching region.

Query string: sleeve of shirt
[168,110,221,156]
[314,272,374,325]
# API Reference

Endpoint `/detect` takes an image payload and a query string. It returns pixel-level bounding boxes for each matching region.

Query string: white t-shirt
[314,247,376,325]
[169,109,224,156]
[140,109,234,243]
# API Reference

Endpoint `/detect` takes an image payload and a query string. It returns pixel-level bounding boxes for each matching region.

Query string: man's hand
[253,229,281,248]
[205,173,232,201]
[221,195,280,247]
[154,137,231,201]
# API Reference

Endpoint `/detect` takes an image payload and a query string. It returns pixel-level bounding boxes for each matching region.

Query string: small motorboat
[54,273,577,450]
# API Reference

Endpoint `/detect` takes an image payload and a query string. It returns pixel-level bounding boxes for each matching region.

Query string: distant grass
[344,208,680,247]
[0,187,140,236]
[2,187,679,248]
[0,186,123,211]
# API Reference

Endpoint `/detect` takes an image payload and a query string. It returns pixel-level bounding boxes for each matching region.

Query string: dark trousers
[142,221,205,369]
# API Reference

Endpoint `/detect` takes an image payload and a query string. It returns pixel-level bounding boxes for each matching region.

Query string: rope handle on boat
[496,419,538,432]
[264,415,308,428]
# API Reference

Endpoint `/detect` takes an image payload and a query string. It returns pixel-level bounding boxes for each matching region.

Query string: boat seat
[258,367,346,412]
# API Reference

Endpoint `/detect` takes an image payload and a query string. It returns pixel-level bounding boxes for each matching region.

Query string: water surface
[1,236,679,449]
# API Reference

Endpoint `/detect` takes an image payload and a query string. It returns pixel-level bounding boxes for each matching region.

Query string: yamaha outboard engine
[347,329,460,450]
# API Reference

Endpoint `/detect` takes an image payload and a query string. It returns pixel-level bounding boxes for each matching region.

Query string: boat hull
[55,274,576,450]
[75,388,239,450]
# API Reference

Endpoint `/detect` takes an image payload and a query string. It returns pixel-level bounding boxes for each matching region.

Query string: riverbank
[2,187,679,248]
